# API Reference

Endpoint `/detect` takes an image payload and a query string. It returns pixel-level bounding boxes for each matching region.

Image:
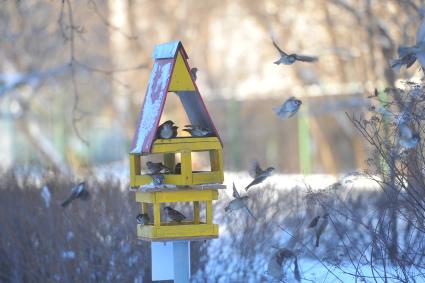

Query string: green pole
[298,107,312,174]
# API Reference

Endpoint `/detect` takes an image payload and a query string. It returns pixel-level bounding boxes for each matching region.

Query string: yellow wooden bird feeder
[129,41,225,241]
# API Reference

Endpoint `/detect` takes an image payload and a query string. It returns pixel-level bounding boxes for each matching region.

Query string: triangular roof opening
[131,41,221,154]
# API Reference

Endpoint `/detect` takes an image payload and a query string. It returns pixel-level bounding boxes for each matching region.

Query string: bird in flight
[225,183,256,220]
[274,97,302,119]
[272,40,318,65]
[245,161,274,191]
[61,182,89,207]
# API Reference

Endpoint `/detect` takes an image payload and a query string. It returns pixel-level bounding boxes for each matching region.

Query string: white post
[173,241,190,283]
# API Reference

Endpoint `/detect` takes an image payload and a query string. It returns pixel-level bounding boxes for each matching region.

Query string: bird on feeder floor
[245,161,275,191]
[272,40,318,65]
[190,67,198,81]
[157,120,178,139]
[308,213,329,247]
[274,97,302,119]
[182,125,213,137]
[61,182,89,207]
[146,161,171,175]
[174,163,181,174]
[390,16,425,72]
[225,183,256,220]
[136,213,150,225]
[150,174,165,186]
[164,206,186,223]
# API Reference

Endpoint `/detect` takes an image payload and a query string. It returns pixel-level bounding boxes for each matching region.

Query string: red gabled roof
[131,41,222,154]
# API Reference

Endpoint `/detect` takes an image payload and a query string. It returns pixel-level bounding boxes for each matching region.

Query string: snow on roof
[131,60,173,154]
[152,40,188,59]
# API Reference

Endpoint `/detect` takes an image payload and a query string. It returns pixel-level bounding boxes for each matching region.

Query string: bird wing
[308,216,320,228]
[248,160,262,178]
[232,182,241,198]
[294,54,318,62]
[272,40,287,56]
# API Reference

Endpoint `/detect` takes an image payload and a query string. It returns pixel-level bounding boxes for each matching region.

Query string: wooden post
[154,202,161,227]
[193,201,200,224]
[206,200,212,224]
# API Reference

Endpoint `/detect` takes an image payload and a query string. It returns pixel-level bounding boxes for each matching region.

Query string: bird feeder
[129,41,225,242]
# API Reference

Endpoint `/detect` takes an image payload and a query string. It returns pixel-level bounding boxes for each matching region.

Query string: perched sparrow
[190,67,198,81]
[390,17,425,72]
[157,120,178,139]
[309,213,329,247]
[274,97,302,119]
[150,174,165,186]
[182,125,213,137]
[164,206,186,223]
[61,182,89,207]
[174,163,181,174]
[245,161,274,191]
[272,40,318,65]
[136,213,150,225]
[225,183,256,219]
[146,161,170,174]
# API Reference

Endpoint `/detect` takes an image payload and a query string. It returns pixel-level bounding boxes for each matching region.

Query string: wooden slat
[193,201,200,224]
[137,223,219,239]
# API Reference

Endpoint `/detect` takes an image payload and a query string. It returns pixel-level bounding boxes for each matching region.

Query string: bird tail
[273,59,280,65]
[224,206,229,212]
[389,58,403,72]
[315,235,320,247]
[61,196,74,208]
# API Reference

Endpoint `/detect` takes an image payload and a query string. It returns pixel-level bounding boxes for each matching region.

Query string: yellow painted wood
[137,223,219,239]
[154,203,161,226]
[154,137,219,144]
[192,171,223,184]
[152,141,221,154]
[181,150,192,184]
[129,154,141,187]
[206,200,213,225]
[163,153,175,172]
[130,138,224,186]
[168,51,196,91]
[141,203,149,214]
[193,201,200,224]
[136,190,217,204]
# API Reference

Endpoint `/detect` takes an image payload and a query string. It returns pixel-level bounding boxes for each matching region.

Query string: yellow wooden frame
[130,137,224,187]
[135,188,219,241]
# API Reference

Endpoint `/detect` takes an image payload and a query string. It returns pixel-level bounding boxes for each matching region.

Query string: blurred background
[1,0,423,176]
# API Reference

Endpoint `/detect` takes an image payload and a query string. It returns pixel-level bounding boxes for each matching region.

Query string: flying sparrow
[225,183,256,219]
[61,182,89,207]
[272,40,318,65]
[274,97,302,119]
[245,161,274,191]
